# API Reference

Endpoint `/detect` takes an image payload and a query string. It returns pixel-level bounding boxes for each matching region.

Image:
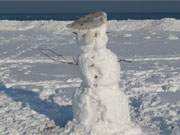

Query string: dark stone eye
[95,32,98,37]
[94,75,98,79]
[90,64,94,67]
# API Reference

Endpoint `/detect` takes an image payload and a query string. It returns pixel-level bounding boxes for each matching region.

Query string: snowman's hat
[67,11,107,30]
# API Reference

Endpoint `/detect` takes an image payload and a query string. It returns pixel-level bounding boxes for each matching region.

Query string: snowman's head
[71,23,108,50]
[67,12,108,46]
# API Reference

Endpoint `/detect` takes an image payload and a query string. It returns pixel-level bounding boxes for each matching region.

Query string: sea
[0,13,180,20]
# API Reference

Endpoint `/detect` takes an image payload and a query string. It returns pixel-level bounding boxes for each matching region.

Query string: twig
[38,48,78,65]
[38,48,132,65]
[118,59,133,63]
[40,48,66,59]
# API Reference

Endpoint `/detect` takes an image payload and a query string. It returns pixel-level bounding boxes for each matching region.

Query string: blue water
[0,13,180,20]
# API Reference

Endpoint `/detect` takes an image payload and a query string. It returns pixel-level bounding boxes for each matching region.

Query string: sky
[0,1,180,14]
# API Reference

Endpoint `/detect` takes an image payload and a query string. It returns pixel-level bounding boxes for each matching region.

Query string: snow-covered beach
[0,18,180,134]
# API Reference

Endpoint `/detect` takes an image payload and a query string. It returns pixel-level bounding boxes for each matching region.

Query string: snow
[65,18,142,135]
[168,34,179,40]
[0,18,180,135]
[108,18,180,32]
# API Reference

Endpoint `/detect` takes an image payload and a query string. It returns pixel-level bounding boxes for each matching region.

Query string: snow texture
[0,18,180,135]
[64,19,142,134]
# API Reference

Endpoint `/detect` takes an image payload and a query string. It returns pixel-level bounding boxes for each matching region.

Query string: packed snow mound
[1,18,180,32]
[0,20,38,31]
[0,20,68,31]
[155,18,180,31]
[109,18,180,31]
[108,20,154,31]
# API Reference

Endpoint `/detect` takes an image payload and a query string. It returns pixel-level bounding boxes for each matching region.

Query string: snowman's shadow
[0,84,73,127]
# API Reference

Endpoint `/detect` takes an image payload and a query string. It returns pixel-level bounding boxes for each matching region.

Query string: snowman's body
[65,12,142,135]
[78,24,121,89]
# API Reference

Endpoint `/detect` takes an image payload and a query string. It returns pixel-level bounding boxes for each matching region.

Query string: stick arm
[38,48,79,65]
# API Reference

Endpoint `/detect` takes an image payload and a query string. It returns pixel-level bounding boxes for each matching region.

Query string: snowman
[64,11,143,135]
